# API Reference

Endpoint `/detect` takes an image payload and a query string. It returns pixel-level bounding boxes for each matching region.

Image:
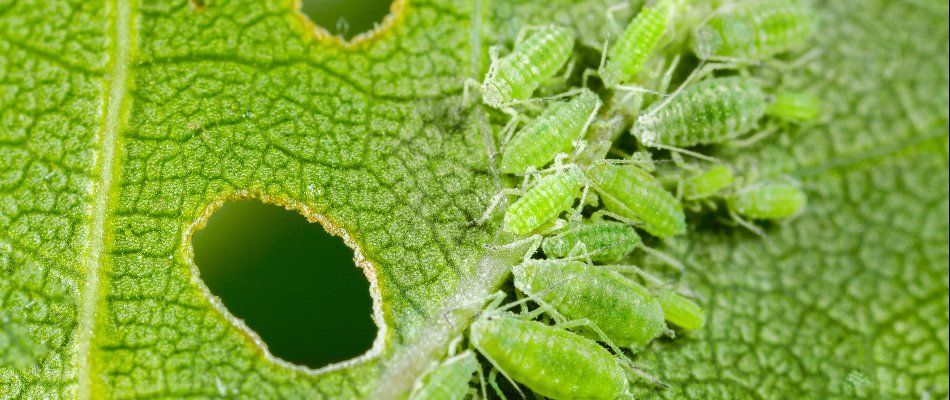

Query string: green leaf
[1,0,947,399]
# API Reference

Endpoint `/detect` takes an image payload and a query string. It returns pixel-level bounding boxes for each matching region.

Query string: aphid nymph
[481,25,576,111]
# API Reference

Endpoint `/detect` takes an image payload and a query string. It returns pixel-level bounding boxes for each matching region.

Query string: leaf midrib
[76,0,136,398]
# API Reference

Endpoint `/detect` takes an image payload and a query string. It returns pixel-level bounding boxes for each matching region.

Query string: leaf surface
[0,0,947,398]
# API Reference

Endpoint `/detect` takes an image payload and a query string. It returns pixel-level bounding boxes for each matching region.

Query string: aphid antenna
[639,61,740,121]
[588,209,648,232]
[473,188,524,226]
[727,210,768,238]
[729,125,778,148]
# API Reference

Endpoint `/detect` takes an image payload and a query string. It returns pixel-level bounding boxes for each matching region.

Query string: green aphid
[470,314,630,400]
[656,289,706,331]
[503,166,586,235]
[500,89,602,174]
[767,91,821,122]
[541,221,642,263]
[691,0,816,61]
[634,76,768,148]
[482,25,575,109]
[586,162,686,238]
[513,259,668,351]
[727,181,806,220]
[683,164,735,200]
[409,350,478,400]
[600,0,675,87]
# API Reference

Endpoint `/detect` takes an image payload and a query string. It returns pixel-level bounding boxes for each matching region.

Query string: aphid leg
[474,188,523,226]
[600,264,668,286]
[649,142,719,162]
[656,55,681,95]
[569,183,592,221]
[640,245,686,273]
[486,368,513,400]
[589,209,644,229]
[728,210,767,238]
[614,84,669,97]
[566,241,597,268]
[462,78,482,105]
[485,234,543,263]
[622,362,669,389]
[587,33,611,88]
[474,358,488,400]
[730,125,777,148]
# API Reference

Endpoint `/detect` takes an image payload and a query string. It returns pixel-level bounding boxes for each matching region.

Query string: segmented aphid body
[513,259,667,350]
[656,290,706,331]
[503,166,586,235]
[409,351,478,400]
[500,89,602,174]
[481,26,576,108]
[600,0,674,87]
[633,76,768,147]
[691,0,816,60]
[767,90,821,122]
[683,164,735,200]
[727,181,806,219]
[470,314,629,400]
[586,162,686,238]
[541,221,643,263]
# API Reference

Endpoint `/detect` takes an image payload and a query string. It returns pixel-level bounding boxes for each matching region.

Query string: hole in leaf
[300,0,394,40]
[192,200,376,369]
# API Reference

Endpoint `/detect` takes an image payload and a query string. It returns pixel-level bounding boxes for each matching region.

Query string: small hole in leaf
[299,0,394,40]
[192,200,376,369]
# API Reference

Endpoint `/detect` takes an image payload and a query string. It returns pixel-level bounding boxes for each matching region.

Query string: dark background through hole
[192,200,376,368]
[300,0,394,40]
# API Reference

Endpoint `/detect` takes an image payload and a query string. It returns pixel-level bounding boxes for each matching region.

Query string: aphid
[766,90,821,122]
[727,181,806,220]
[691,0,816,61]
[656,290,706,331]
[409,350,478,400]
[501,165,587,235]
[633,76,768,148]
[513,259,668,351]
[586,161,686,238]
[481,25,575,110]
[541,221,642,263]
[683,164,735,200]
[600,0,675,87]
[470,314,631,400]
[500,89,602,174]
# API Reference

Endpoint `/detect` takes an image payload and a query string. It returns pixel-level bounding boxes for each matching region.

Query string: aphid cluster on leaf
[413,0,821,398]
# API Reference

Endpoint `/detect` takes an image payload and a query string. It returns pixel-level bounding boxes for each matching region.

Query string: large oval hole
[300,0,395,40]
[191,200,377,369]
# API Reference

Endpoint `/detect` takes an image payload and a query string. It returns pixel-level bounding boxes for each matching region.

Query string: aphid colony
[413,0,819,398]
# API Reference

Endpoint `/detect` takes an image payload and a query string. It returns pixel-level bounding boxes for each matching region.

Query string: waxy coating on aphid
[727,182,806,220]
[481,26,575,108]
[503,166,586,235]
[470,314,628,400]
[586,162,686,238]
[500,89,602,174]
[541,221,643,263]
[767,91,821,122]
[684,164,735,200]
[633,76,768,147]
[513,259,667,350]
[657,290,706,331]
[409,351,478,400]
[691,0,816,61]
[600,0,674,87]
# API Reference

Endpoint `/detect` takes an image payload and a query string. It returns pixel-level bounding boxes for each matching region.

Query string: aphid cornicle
[691,0,816,61]
[656,290,706,331]
[586,162,686,238]
[513,259,668,350]
[727,181,806,220]
[503,165,586,235]
[409,351,478,400]
[481,26,576,109]
[633,76,768,148]
[470,314,629,400]
[500,89,602,174]
[541,220,642,263]
[683,164,735,200]
[600,0,675,87]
